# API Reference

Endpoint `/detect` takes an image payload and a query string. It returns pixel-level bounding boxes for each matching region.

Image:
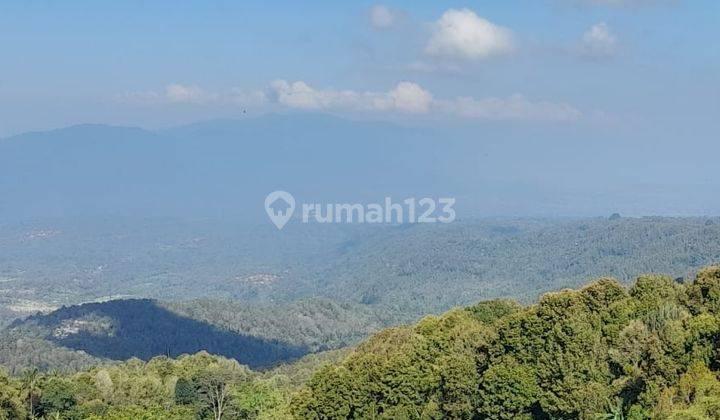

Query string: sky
[0,0,718,137]
[0,1,719,219]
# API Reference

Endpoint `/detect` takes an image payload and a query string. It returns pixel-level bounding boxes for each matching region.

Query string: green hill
[4,267,720,418]
[0,297,399,375]
[293,266,720,419]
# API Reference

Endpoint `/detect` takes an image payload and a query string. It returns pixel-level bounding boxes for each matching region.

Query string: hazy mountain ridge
[1,217,720,325]
[312,217,720,313]
[3,116,719,224]
[0,116,448,222]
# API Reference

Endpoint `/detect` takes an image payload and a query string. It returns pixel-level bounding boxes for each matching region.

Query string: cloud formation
[271,80,580,122]
[370,5,397,29]
[580,22,618,57]
[270,80,432,114]
[120,81,582,123]
[425,9,514,60]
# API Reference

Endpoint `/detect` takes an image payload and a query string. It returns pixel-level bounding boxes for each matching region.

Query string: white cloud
[380,82,433,113]
[271,80,580,122]
[270,80,363,110]
[370,5,396,29]
[580,22,618,57]
[119,81,582,123]
[270,80,432,114]
[425,9,514,60]
[437,95,582,122]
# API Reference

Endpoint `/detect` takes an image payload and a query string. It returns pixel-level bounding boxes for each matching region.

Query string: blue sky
[0,0,718,137]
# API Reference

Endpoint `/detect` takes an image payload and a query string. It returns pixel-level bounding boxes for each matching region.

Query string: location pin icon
[265,191,296,230]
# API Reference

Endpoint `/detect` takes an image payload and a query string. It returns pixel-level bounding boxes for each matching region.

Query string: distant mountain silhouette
[2,114,719,222]
[10,299,307,369]
[0,115,445,221]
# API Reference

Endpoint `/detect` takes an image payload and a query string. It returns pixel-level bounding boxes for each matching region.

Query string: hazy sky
[1,0,718,137]
[1,1,719,218]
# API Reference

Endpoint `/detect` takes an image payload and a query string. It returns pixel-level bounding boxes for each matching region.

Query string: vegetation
[2,217,720,324]
[2,266,720,418]
[293,266,720,419]
[163,298,404,352]
[0,298,394,375]
[0,349,343,420]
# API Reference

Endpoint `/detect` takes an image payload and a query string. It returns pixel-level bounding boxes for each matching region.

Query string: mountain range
[2,114,719,223]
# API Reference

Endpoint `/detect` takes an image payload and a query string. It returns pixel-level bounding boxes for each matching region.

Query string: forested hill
[308,217,720,314]
[0,297,399,374]
[162,298,404,352]
[293,266,720,419]
[3,217,720,324]
[1,299,304,372]
[3,267,720,418]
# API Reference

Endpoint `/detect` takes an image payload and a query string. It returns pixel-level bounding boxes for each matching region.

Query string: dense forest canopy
[293,266,720,419]
[0,350,346,420]
[2,266,720,419]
